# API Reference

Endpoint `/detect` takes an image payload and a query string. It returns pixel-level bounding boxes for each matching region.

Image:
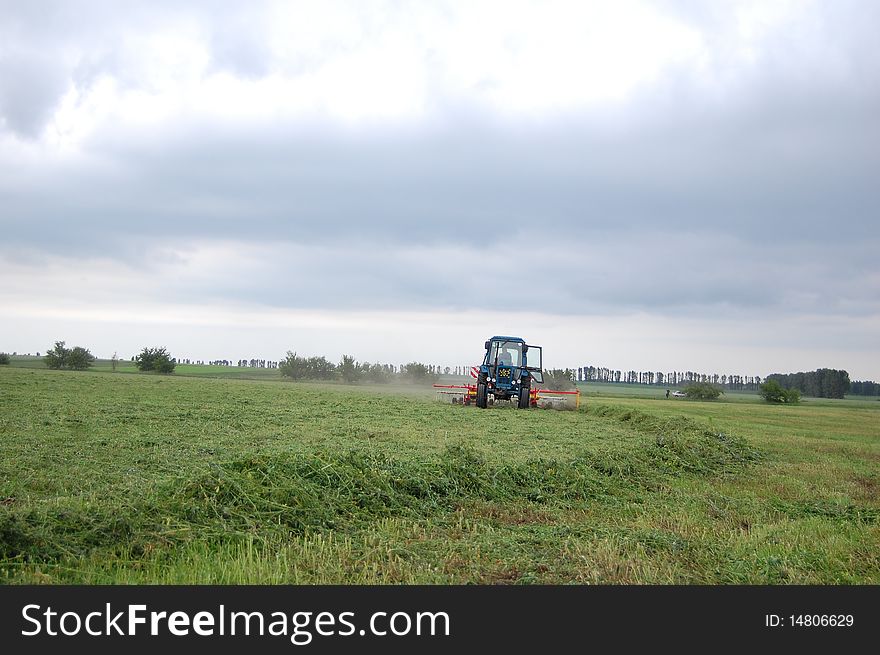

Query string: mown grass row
[1,416,760,567]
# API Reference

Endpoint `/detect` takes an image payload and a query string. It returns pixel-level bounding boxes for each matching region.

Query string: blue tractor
[475,336,544,409]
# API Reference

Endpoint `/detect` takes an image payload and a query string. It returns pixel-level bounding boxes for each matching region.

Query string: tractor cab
[476,336,543,409]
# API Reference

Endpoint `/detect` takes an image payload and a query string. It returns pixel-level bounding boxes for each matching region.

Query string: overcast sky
[1,0,878,378]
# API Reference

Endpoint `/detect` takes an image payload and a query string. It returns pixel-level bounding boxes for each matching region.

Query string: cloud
[3,104,877,247]
[0,1,878,376]
[3,229,878,322]
[0,51,69,138]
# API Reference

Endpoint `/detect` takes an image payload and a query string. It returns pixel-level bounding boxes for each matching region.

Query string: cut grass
[0,367,877,584]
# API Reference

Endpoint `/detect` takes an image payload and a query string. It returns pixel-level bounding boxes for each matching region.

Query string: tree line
[278,352,438,384]
[574,366,763,391]
[571,365,880,397]
[765,369,851,399]
[237,359,278,368]
[850,380,880,396]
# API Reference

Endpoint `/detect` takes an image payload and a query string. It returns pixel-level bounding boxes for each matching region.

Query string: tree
[42,341,95,370]
[401,362,438,384]
[66,346,96,370]
[306,355,336,380]
[339,354,363,383]
[0,353,10,365]
[851,380,880,396]
[44,341,69,369]
[279,351,308,380]
[366,362,392,383]
[135,347,176,374]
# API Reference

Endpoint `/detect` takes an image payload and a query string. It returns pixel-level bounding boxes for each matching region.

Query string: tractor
[475,336,543,409]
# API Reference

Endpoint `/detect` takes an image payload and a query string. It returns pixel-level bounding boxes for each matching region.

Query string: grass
[6,355,284,380]
[0,365,877,584]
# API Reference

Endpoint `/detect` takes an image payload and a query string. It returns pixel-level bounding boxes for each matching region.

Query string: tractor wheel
[517,383,531,409]
[476,375,488,409]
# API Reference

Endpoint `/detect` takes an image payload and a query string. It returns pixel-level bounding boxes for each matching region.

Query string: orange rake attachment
[531,387,581,410]
[433,383,580,409]
[433,384,477,405]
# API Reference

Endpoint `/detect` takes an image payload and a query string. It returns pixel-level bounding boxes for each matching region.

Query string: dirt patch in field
[480,565,523,584]
[853,475,879,501]
[458,501,555,525]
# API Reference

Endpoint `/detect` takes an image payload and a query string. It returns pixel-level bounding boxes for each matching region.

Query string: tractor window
[491,341,522,367]
[525,345,542,375]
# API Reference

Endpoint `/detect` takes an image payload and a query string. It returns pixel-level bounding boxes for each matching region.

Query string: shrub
[683,382,723,400]
[66,346,96,371]
[759,379,800,404]
[784,388,802,404]
[135,347,176,374]
[0,353,10,365]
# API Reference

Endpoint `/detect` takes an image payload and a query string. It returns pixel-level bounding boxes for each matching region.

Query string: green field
[5,355,284,380]
[1,364,878,584]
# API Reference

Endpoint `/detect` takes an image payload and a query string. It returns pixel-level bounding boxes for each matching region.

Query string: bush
[43,341,94,370]
[683,382,723,400]
[66,346,96,371]
[135,347,176,374]
[759,379,800,404]
[0,353,9,365]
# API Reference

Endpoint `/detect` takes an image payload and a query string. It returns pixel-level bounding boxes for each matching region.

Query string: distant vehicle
[671,390,686,398]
